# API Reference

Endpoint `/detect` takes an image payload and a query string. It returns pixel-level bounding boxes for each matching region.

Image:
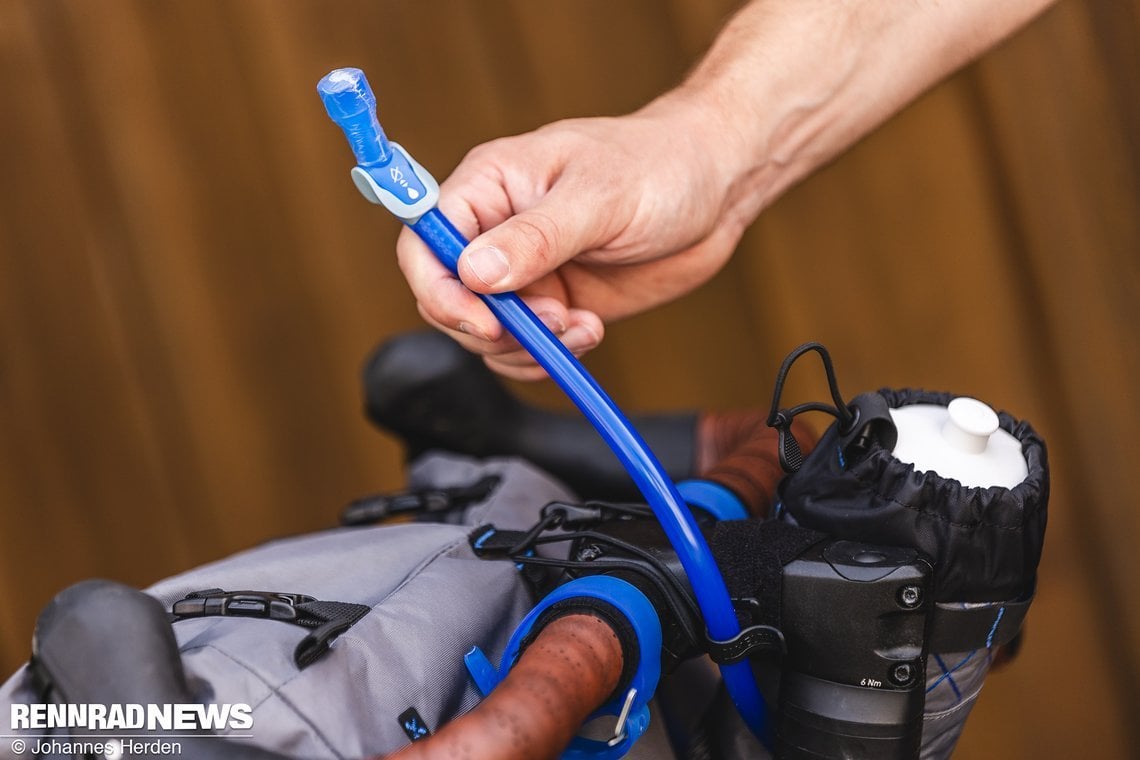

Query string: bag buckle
[171,589,316,622]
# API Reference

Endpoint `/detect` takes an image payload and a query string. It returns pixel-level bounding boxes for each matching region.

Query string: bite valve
[317,68,390,166]
[317,68,439,222]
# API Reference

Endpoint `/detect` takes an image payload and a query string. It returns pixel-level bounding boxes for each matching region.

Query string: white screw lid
[888,398,1028,489]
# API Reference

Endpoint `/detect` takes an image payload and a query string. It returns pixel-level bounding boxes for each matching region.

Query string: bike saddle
[362,331,698,501]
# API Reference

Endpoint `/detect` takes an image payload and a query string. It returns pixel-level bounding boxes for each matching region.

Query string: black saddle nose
[362,331,698,501]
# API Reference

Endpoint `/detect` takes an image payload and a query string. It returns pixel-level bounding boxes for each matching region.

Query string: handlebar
[390,614,625,760]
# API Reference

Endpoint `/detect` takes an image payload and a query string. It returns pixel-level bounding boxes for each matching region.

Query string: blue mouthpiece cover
[317,68,391,167]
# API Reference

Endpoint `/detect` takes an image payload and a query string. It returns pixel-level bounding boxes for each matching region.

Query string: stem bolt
[890,662,916,686]
[898,585,923,609]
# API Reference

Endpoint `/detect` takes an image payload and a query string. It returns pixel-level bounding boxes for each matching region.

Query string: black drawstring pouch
[775,385,1048,604]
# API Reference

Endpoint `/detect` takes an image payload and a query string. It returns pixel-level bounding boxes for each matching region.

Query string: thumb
[457,184,612,294]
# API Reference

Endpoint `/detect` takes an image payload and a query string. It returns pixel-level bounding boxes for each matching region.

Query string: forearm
[396,0,1058,370]
[652,0,1058,223]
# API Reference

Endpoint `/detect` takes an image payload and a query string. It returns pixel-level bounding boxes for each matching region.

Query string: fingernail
[562,324,600,352]
[537,310,567,335]
[465,247,510,287]
[458,321,492,342]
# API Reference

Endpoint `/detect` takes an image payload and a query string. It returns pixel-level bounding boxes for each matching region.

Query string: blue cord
[319,68,770,743]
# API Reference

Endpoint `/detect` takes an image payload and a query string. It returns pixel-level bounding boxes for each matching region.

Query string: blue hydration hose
[317,67,770,744]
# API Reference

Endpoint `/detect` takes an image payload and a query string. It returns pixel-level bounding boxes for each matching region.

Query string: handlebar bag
[0,453,570,759]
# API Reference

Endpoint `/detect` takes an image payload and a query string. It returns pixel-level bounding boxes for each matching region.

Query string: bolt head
[576,544,604,562]
[898,585,923,609]
[890,662,916,686]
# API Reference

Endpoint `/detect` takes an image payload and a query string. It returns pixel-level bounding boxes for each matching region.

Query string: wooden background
[0,1,1136,757]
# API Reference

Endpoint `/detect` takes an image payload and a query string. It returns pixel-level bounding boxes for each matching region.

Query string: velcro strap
[927,595,1033,653]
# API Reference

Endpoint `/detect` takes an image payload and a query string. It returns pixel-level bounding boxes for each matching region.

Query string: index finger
[396,224,507,343]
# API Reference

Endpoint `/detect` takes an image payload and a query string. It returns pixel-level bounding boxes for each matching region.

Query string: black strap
[340,474,501,525]
[765,343,904,474]
[469,526,533,557]
[706,624,785,665]
[170,589,371,669]
[765,342,858,473]
[927,594,1033,653]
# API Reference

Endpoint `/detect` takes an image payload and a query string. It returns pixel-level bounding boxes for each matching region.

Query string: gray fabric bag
[0,453,573,759]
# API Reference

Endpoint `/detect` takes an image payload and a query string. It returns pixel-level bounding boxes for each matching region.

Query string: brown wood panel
[970,0,1140,660]
[0,1,1135,757]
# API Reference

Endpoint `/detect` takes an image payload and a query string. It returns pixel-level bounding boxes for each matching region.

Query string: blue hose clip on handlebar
[465,575,662,760]
[317,67,771,747]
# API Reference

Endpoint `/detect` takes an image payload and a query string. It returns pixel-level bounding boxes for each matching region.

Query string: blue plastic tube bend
[412,210,769,741]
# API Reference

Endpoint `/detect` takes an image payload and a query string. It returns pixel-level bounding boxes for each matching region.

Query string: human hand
[396,0,1059,382]
[396,95,760,380]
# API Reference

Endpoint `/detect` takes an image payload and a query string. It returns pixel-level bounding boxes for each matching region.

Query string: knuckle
[509,211,562,268]
[462,136,514,166]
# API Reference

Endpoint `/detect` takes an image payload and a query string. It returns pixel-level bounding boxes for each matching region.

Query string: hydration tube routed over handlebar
[317,67,770,744]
